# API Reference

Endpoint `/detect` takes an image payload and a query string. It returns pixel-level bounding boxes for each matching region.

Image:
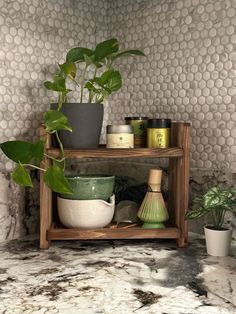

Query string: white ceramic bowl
[57,194,115,229]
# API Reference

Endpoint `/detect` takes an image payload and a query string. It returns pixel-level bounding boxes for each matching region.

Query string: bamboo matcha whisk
[137,169,169,228]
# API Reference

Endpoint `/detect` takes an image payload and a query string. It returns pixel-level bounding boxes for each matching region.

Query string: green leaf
[0,140,44,164]
[43,162,73,194]
[66,47,94,63]
[44,75,71,94]
[203,187,225,208]
[85,81,101,93]
[106,70,122,92]
[12,164,33,187]
[94,38,119,61]
[59,62,76,79]
[94,69,122,92]
[44,110,72,133]
[111,49,145,60]
[84,54,95,66]
[98,68,115,85]
[32,140,45,164]
[185,207,210,220]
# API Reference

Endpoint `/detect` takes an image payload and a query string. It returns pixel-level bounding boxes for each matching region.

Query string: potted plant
[185,186,236,256]
[45,38,145,149]
[0,38,144,194]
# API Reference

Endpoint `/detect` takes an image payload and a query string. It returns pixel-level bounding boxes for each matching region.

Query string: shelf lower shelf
[47,223,180,241]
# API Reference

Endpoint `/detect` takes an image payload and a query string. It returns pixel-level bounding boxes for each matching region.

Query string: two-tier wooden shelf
[40,122,190,249]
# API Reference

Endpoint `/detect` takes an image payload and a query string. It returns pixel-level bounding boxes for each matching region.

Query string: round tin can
[106,125,134,148]
[147,119,171,148]
[125,117,148,148]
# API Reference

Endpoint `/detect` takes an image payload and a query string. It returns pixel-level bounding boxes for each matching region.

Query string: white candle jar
[106,125,134,148]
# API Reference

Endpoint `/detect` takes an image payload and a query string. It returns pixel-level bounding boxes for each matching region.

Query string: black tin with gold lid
[147,118,171,148]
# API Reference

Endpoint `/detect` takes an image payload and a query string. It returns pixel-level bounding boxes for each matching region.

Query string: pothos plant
[185,186,236,230]
[0,38,145,194]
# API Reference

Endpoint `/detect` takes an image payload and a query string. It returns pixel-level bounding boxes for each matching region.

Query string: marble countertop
[0,234,235,314]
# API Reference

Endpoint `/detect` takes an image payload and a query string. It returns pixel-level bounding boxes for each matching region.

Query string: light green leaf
[44,110,72,133]
[12,164,33,187]
[59,62,76,79]
[66,47,94,63]
[43,162,73,194]
[85,81,101,93]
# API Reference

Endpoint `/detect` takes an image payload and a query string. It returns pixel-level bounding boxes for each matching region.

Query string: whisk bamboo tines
[137,169,169,228]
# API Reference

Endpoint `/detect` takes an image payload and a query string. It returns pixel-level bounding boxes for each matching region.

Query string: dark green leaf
[43,162,73,194]
[66,47,94,62]
[0,140,44,164]
[32,140,45,164]
[44,110,72,133]
[111,49,145,60]
[12,164,33,187]
[94,38,119,61]
[44,75,71,94]
[93,69,122,93]
[98,68,115,85]
[106,70,122,92]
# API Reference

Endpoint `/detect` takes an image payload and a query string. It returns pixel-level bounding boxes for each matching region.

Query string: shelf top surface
[47,146,183,158]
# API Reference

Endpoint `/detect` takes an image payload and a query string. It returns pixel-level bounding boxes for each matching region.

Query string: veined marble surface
[0,234,235,314]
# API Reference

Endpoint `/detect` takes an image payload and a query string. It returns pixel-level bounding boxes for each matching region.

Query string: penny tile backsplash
[0,0,235,172]
[107,0,236,172]
[0,0,235,241]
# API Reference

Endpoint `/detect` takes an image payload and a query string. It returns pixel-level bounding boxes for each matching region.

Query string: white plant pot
[204,226,233,257]
[57,194,115,229]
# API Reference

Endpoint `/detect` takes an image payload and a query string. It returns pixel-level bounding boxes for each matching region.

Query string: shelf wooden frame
[39,121,190,249]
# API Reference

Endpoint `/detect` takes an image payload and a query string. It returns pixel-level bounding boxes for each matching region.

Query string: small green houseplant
[0,38,144,194]
[185,186,236,256]
[45,38,145,149]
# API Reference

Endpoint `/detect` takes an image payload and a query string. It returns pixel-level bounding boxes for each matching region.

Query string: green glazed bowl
[60,175,115,200]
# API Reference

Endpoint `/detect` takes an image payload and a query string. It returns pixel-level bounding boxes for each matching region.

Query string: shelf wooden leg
[39,125,52,249]
[169,122,190,248]
[177,123,190,247]
[40,174,52,249]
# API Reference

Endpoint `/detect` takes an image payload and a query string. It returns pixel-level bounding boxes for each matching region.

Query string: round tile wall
[107,0,236,172]
[0,0,108,171]
[0,0,236,173]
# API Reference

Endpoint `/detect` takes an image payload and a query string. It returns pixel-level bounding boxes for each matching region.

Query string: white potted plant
[185,186,236,256]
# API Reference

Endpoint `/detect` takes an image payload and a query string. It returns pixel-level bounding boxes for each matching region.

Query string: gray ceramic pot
[51,103,104,149]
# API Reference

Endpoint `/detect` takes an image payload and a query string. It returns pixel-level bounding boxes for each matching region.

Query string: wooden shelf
[47,147,184,159]
[40,121,191,249]
[47,223,180,240]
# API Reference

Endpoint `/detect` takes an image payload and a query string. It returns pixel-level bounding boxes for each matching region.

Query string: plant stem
[80,64,88,103]
[22,164,46,172]
[44,153,65,163]
[88,67,98,103]
[57,92,63,111]
[55,131,65,170]
[211,209,217,227]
